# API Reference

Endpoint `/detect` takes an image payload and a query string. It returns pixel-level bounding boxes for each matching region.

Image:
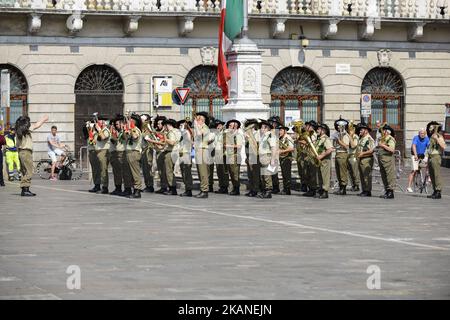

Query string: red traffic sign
[175,87,190,104]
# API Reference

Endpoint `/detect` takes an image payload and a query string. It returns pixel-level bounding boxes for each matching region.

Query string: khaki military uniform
[110,130,132,189]
[225,129,244,190]
[258,131,276,191]
[357,134,375,193]
[94,127,110,188]
[163,128,181,188]
[295,138,307,187]
[141,127,154,189]
[214,129,229,190]
[347,133,360,187]
[125,128,143,191]
[427,134,443,192]
[17,129,34,188]
[194,123,211,192]
[315,134,333,192]
[179,129,193,192]
[245,128,261,193]
[305,132,318,190]
[279,134,294,192]
[377,135,396,191]
[332,131,350,188]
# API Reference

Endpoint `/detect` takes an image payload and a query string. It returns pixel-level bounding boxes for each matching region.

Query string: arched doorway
[0,64,28,128]
[181,65,225,120]
[74,64,124,158]
[270,67,323,124]
[361,67,405,154]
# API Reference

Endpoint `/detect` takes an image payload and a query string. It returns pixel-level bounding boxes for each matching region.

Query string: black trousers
[0,150,4,185]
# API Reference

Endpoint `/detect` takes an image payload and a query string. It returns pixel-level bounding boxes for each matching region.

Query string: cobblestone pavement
[0,168,449,299]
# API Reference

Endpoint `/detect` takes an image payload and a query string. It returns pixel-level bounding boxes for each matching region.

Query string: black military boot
[127,189,141,199]
[333,185,346,195]
[300,184,308,192]
[89,184,100,193]
[215,187,228,194]
[195,191,208,199]
[155,187,167,194]
[352,185,360,192]
[383,189,394,199]
[229,187,240,196]
[110,185,122,196]
[302,188,315,197]
[319,191,329,199]
[272,187,280,194]
[314,189,323,198]
[245,190,257,197]
[280,189,291,195]
[209,186,214,193]
[258,190,272,199]
[120,187,132,197]
[431,191,442,199]
[143,186,154,193]
[21,187,36,197]
[164,186,177,195]
[180,190,192,197]
[99,186,109,194]
[359,191,371,197]
[379,190,389,198]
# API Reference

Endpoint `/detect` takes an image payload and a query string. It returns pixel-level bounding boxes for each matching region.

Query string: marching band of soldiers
[81,112,446,201]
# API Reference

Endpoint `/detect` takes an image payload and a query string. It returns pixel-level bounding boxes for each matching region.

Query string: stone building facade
[0,0,449,160]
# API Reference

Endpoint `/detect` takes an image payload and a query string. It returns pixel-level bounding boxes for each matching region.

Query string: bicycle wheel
[36,160,52,180]
[413,171,420,193]
[68,163,83,180]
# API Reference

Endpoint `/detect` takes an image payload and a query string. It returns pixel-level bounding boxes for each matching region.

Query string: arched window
[74,65,124,157]
[0,64,28,127]
[270,67,323,124]
[361,67,404,153]
[182,65,224,120]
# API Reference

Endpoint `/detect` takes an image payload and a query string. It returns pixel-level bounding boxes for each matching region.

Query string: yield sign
[175,87,190,104]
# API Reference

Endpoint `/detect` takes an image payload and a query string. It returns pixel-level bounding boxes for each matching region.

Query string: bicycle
[36,146,83,180]
[413,158,431,194]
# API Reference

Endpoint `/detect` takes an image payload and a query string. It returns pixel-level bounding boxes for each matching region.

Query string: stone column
[221,37,269,123]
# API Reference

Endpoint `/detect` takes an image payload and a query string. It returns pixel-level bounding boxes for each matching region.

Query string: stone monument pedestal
[221,37,269,123]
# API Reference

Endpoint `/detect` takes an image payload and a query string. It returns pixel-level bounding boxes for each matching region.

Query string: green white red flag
[218,0,244,102]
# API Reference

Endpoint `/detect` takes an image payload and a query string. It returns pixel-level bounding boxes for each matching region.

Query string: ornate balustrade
[0,0,448,38]
[0,0,448,19]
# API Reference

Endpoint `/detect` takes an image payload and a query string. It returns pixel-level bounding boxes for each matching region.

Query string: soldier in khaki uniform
[314,123,334,199]
[356,123,375,197]
[83,120,101,193]
[140,114,154,193]
[277,125,295,195]
[154,116,168,194]
[331,117,350,195]
[347,122,360,192]
[193,112,211,198]
[93,117,111,194]
[211,119,230,194]
[177,119,194,197]
[377,124,396,199]
[225,119,243,196]
[426,121,446,199]
[302,120,319,197]
[124,114,143,199]
[15,115,49,197]
[257,119,277,199]
[244,119,261,197]
[294,122,308,192]
[109,115,132,196]
[162,119,181,195]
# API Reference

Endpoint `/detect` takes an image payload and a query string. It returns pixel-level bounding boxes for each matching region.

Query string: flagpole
[242,0,248,39]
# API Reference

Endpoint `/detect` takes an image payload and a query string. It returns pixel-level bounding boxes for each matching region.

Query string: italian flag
[218,0,244,102]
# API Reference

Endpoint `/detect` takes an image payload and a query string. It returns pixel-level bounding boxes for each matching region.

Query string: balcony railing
[0,0,448,19]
